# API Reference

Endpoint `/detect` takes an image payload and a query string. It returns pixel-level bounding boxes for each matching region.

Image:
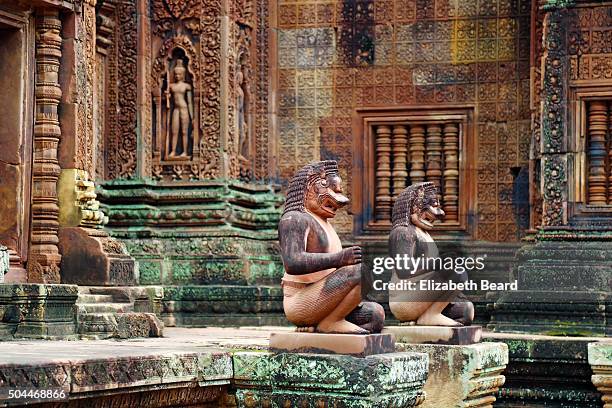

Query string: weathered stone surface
[490,240,611,337]
[588,342,612,408]
[270,332,395,357]
[0,330,233,406]
[485,332,603,407]
[115,312,151,339]
[0,284,78,339]
[395,342,507,408]
[384,325,483,345]
[59,227,136,286]
[162,285,285,327]
[234,350,429,407]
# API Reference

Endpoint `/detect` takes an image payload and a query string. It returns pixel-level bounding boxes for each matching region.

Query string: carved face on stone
[392,182,445,231]
[283,160,349,220]
[305,171,348,219]
[174,62,186,82]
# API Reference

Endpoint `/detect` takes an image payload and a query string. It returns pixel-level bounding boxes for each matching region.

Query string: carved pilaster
[425,124,443,194]
[29,10,63,283]
[540,9,568,226]
[392,125,408,198]
[443,123,459,222]
[409,124,426,183]
[375,125,392,221]
[587,101,608,205]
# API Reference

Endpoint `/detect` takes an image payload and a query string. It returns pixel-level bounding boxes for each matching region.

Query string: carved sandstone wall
[274,0,532,240]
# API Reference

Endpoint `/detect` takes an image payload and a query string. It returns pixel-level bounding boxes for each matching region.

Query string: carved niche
[152,38,199,164]
[150,0,218,181]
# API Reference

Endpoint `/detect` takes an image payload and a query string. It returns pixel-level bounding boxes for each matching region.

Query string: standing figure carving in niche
[167,59,193,158]
[279,160,385,334]
[388,182,474,326]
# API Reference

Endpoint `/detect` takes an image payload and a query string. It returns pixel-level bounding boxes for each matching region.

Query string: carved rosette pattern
[29,11,63,283]
[541,10,566,154]
[542,155,566,226]
[540,9,568,226]
[200,0,222,179]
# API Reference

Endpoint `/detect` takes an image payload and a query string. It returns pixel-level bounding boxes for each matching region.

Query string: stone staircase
[76,286,164,339]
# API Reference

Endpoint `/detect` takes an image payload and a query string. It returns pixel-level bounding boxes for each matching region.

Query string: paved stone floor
[0,327,292,365]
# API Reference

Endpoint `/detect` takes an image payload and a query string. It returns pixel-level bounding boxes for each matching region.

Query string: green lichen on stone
[138,261,162,285]
[541,0,576,10]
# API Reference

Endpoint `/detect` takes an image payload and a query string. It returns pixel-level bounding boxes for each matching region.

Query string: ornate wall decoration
[542,155,566,226]
[254,0,270,180]
[103,0,138,179]
[276,0,531,239]
[28,10,63,283]
[199,0,222,179]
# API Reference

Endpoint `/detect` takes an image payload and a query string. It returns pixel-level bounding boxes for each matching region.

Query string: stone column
[28,10,63,284]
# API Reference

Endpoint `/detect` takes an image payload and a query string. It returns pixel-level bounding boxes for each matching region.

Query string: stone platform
[269,332,395,356]
[0,327,430,408]
[384,325,482,345]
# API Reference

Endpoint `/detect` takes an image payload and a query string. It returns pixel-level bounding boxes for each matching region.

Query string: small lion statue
[388,182,474,326]
[279,160,385,334]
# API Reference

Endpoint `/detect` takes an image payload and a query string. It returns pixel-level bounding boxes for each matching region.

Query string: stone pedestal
[395,342,508,408]
[588,342,612,408]
[384,325,482,345]
[269,332,395,357]
[233,350,429,407]
[0,284,78,339]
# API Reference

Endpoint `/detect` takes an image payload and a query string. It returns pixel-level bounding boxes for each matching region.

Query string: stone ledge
[395,342,508,408]
[234,350,429,407]
[269,332,395,357]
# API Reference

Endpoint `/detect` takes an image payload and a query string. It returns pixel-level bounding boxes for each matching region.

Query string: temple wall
[273,0,532,241]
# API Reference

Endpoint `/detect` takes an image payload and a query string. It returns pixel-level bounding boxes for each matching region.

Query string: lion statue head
[392,182,445,230]
[283,160,349,219]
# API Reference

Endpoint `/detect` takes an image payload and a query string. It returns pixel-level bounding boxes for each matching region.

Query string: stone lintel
[269,332,395,357]
[395,342,508,408]
[233,350,428,407]
[383,325,482,345]
[588,341,612,408]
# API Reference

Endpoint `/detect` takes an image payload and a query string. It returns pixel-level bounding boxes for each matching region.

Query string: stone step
[78,303,133,314]
[77,312,164,339]
[77,294,116,304]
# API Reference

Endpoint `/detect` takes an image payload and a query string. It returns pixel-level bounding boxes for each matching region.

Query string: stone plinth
[395,342,508,408]
[588,342,612,408]
[384,325,482,345]
[269,332,395,357]
[0,284,78,339]
[233,350,429,407]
